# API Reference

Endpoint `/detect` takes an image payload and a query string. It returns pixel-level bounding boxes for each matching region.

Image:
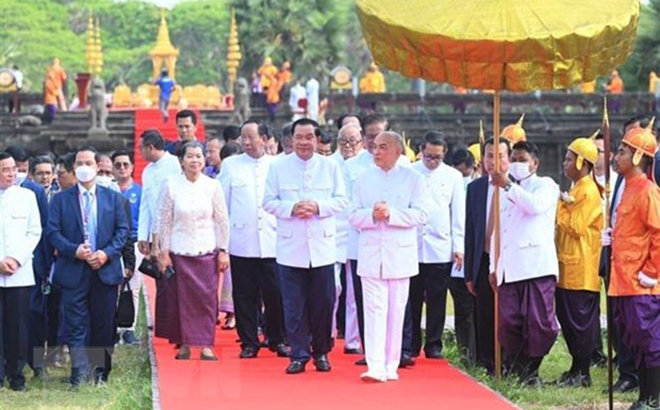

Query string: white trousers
[332,263,343,338]
[362,276,410,377]
[344,262,360,350]
[331,263,361,349]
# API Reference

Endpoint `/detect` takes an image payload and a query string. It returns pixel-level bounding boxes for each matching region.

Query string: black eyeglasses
[338,138,362,147]
[114,162,131,169]
[423,154,443,161]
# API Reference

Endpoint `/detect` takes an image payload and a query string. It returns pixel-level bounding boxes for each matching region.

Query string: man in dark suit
[464,137,511,374]
[47,146,129,387]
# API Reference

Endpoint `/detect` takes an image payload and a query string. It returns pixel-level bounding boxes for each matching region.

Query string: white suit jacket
[344,150,410,260]
[0,186,42,288]
[413,162,465,263]
[349,164,430,279]
[489,174,560,286]
[219,153,277,258]
[263,153,348,268]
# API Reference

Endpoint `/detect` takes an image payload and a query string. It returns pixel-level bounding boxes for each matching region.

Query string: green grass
[0,294,152,410]
[442,329,637,410]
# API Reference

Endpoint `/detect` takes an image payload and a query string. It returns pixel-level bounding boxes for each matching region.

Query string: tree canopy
[0,0,657,94]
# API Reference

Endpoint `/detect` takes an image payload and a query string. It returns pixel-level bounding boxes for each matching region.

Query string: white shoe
[360,372,386,383]
[386,372,399,381]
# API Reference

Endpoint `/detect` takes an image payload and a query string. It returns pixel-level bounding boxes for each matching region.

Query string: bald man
[349,132,430,382]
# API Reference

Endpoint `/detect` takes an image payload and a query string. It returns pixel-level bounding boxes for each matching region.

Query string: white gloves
[638,272,658,289]
[601,228,612,247]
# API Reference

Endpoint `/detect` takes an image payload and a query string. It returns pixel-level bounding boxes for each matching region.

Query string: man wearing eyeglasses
[112,150,142,345]
[330,122,365,356]
[411,131,468,361]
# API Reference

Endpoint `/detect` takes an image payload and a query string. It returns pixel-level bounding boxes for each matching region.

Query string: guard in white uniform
[263,118,348,375]
[411,132,465,359]
[490,141,560,385]
[219,121,287,359]
[349,131,430,383]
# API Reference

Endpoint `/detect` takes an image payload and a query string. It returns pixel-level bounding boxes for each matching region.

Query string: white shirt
[12,69,23,89]
[138,151,181,242]
[305,78,320,120]
[158,174,229,256]
[0,186,41,288]
[413,162,465,263]
[289,83,306,113]
[263,153,348,268]
[218,153,277,258]
[344,150,410,260]
[348,164,430,279]
[611,177,626,228]
[489,174,560,285]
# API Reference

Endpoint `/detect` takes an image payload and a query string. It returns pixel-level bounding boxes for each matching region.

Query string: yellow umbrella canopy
[357,0,640,92]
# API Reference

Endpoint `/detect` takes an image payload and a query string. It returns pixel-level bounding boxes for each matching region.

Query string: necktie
[83,191,97,251]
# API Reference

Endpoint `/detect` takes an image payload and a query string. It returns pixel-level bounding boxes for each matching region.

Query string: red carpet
[133,109,206,184]
[143,278,519,410]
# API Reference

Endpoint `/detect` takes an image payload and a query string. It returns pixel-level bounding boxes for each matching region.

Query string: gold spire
[150,9,179,56]
[479,119,485,146]
[86,12,96,73]
[149,9,179,80]
[94,17,103,75]
[226,8,242,92]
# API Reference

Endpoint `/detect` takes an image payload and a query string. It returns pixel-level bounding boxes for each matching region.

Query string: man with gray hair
[349,131,430,382]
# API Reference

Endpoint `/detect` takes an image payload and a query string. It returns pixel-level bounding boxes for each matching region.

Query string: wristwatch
[503,180,513,192]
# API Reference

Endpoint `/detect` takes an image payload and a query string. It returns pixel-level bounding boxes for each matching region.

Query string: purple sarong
[155,277,171,339]
[168,252,219,346]
[555,288,600,364]
[611,295,660,368]
[499,275,559,359]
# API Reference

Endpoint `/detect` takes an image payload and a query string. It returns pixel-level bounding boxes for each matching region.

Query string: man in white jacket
[0,152,42,391]
[349,131,430,383]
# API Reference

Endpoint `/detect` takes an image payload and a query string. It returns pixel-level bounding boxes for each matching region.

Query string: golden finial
[646,117,656,131]
[516,113,525,127]
[227,7,242,92]
[589,129,601,140]
[479,120,485,146]
[603,97,610,128]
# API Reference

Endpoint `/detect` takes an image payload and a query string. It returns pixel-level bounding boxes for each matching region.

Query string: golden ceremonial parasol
[357,0,640,387]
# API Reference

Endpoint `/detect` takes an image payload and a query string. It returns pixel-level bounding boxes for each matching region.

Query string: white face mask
[75,165,97,183]
[96,175,113,188]
[509,162,533,182]
[16,172,27,186]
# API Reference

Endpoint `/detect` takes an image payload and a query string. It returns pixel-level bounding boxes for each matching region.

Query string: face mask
[96,175,113,188]
[16,172,27,186]
[75,165,97,183]
[509,162,533,182]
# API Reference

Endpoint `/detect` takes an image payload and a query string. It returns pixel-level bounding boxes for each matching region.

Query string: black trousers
[450,277,477,362]
[28,284,47,370]
[278,264,335,362]
[335,264,347,336]
[410,263,453,354]
[349,259,413,356]
[474,253,495,372]
[0,286,31,389]
[230,256,285,350]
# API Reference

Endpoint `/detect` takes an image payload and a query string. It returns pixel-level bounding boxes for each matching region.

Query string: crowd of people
[0,108,659,410]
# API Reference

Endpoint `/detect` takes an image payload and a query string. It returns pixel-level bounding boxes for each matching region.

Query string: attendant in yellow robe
[555,135,603,388]
[359,63,386,94]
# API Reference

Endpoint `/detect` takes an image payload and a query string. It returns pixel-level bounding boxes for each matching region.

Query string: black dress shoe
[239,347,259,359]
[285,360,307,374]
[313,355,331,372]
[269,343,289,357]
[425,348,443,359]
[610,378,639,394]
[399,354,416,368]
[344,347,361,355]
[558,373,592,388]
[355,357,367,366]
[9,383,26,392]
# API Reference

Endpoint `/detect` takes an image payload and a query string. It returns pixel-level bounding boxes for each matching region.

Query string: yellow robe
[556,176,604,292]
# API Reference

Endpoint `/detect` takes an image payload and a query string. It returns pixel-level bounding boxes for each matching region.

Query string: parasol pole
[602,97,614,410]
[493,90,502,382]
